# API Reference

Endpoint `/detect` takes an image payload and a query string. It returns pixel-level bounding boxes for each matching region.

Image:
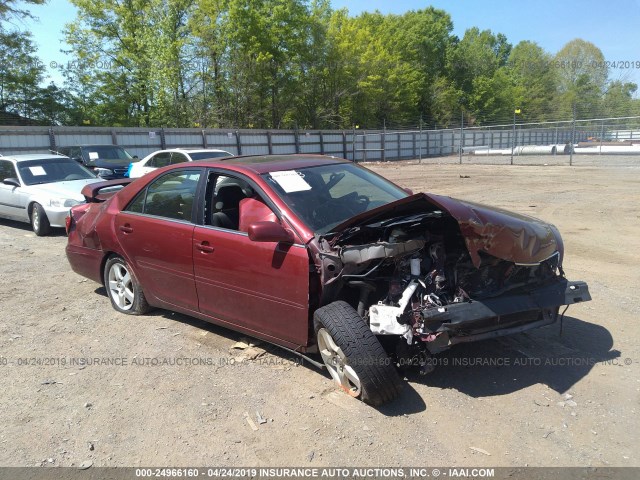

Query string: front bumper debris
[418,279,590,350]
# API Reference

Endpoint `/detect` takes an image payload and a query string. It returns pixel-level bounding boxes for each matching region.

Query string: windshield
[17,158,97,186]
[189,151,232,160]
[83,146,133,164]
[262,163,408,234]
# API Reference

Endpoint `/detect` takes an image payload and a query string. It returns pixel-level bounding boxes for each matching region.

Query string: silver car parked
[0,154,102,236]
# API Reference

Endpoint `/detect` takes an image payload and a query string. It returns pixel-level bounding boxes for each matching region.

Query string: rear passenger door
[114,169,203,310]
[192,170,310,347]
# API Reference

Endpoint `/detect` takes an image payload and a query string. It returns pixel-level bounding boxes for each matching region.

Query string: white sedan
[128,148,233,178]
[0,154,102,236]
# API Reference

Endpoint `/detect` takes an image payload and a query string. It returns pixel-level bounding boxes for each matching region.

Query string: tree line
[1,0,639,128]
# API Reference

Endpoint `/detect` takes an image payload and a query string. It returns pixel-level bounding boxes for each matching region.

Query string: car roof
[191,154,349,174]
[1,154,70,163]
[65,144,125,147]
[174,148,231,153]
[150,148,232,155]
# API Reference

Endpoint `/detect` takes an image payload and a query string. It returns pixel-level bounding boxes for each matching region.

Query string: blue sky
[19,0,640,89]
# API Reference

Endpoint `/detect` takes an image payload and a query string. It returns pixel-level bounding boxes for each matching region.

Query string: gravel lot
[0,155,637,468]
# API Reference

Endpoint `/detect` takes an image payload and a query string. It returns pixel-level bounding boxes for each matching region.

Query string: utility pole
[382,119,386,162]
[459,108,463,165]
[570,104,576,166]
[352,125,357,162]
[511,107,521,165]
[418,115,423,163]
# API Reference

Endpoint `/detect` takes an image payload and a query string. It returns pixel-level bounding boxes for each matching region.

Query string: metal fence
[1,116,639,162]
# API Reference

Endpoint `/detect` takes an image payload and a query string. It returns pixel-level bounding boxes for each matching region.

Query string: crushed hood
[331,193,562,267]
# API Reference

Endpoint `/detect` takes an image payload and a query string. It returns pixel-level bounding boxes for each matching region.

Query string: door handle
[196,241,214,253]
[119,224,133,234]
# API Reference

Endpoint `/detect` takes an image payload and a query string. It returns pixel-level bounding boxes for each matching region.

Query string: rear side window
[125,170,201,221]
[148,152,171,168]
[171,153,189,165]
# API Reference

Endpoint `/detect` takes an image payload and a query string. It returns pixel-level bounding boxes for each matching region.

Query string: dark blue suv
[56,145,139,179]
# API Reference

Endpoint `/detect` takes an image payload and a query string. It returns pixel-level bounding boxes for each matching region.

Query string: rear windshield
[17,158,97,186]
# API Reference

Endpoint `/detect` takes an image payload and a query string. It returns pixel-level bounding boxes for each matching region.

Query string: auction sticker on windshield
[29,166,46,176]
[269,170,312,193]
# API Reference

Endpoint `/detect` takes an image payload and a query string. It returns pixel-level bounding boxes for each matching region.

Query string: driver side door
[0,160,28,222]
[192,170,311,347]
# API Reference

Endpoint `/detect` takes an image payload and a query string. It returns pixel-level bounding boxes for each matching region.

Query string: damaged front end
[315,193,591,372]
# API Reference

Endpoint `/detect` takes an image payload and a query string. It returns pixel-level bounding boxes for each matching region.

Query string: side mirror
[248,221,294,243]
[3,178,20,188]
[71,157,82,163]
[133,155,139,160]
[403,187,414,195]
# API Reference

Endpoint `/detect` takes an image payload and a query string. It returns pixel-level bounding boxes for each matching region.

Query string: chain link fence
[1,116,639,165]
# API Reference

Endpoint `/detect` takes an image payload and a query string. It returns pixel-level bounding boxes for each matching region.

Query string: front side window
[126,170,201,221]
[0,160,18,182]
[204,173,279,232]
[262,163,408,234]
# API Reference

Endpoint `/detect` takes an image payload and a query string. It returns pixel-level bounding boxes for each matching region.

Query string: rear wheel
[104,256,150,315]
[314,301,402,406]
[30,203,51,236]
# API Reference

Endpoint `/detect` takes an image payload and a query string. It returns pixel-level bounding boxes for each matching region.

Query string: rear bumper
[65,243,104,284]
[420,279,590,350]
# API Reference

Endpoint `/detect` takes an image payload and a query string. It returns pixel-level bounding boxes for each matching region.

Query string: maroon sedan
[66,155,590,405]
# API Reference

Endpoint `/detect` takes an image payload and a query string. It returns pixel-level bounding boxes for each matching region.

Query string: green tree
[224,0,312,128]
[0,0,46,23]
[0,29,45,121]
[554,39,607,118]
[189,0,229,127]
[603,81,639,117]
[507,41,557,121]
[447,28,512,124]
[64,0,197,127]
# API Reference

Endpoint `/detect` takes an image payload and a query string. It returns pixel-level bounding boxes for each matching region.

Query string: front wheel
[103,256,150,315]
[31,203,51,236]
[314,301,402,406]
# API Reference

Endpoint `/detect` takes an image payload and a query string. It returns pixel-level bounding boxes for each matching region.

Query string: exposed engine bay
[317,206,589,373]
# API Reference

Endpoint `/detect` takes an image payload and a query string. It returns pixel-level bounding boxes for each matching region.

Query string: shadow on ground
[91,294,613,414]
[407,315,618,397]
[0,217,67,237]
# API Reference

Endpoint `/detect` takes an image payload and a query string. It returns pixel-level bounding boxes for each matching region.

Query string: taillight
[65,215,73,235]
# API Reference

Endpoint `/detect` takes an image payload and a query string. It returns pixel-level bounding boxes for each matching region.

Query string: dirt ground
[0,155,638,468]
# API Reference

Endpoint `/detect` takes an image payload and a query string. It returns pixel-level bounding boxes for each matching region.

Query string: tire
[314,301,402,406]
[30,203,51,236]
[103,256,150,315]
